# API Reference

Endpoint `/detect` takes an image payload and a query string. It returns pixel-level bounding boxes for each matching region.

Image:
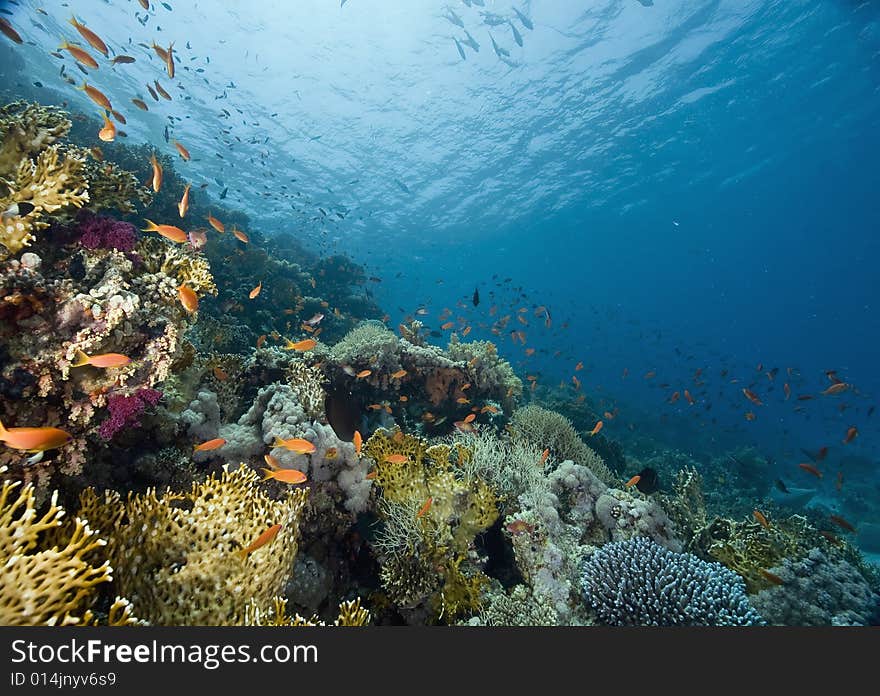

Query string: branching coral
[76,464,309,625]
[365,428,498,622]
[0,477,111,625]
[244,596,370,626]
[581,537,765,626]
[0,101,71,177]
[137,236,216,296]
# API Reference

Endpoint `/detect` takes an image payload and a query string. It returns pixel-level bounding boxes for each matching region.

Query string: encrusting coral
[76,464,308,625]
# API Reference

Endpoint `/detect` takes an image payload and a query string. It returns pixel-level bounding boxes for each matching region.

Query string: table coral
[76,464,309,625]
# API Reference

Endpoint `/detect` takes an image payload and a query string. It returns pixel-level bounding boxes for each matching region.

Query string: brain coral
[581,537,764,626]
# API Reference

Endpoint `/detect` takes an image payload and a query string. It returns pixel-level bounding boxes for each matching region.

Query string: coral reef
[76,464,308,625]
[581,537,765,626]
[365,427,498,623]
[510,405,615,485]
[750,548,880,626]
[0,473,111,625]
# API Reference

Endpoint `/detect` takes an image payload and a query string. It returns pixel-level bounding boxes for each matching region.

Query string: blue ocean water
[3,1,878,529]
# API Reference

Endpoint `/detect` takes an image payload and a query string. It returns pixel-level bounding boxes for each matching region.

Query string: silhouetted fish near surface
[775,479,789,494]
[634,467,659,494]
[473,287,480,306]
[219,187,228,199]
[513,7,534,30]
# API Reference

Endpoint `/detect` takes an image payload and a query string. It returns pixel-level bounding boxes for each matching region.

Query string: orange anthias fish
[684,389,695,405]
[669,391,681,404]
[149,153,163,192]
[194,438,226,452]
[177,283,199,313]
[233,228,250,244]
[262,468,307,485]
[353,430,362,456]
[249,282,262,300]
[264,453,281,469]
[173,139,190,161]
[132,98,149,111]
[356,369,372,379]
[68,16,108,56]
[165,42,175,79]
[822,382,850,396]
[151,41,169,62]
[828,515,856,533]
[441,321,454,330]
[416,497,433,519]
[273,437,316,454]
[384,454,409,464]
[60,42,99,69]
[742,388,763,406]
[759,569,785,586]
[391,369,407,379]
[842,426,858,444]
[0,17,23,44]
[541,448,550,464]
[79,81,111,109]
[463,413,476,424]
[177,183,190,218]
[213,367,228,381]
[284,338,317,351]
[625,475,641,488]
[98,111,116,142]
[783,382,791,400]
[753,510,771,529]
[238,523,282,559]
[798,462,823,478]
[142,219,186,243]
[138,0,150,10]
[256,334,267,348]
[154,80,172,100]
[589,420,603,436]
[0,419,72,453]
[70,349,130,369]
[454,420,475,433]
[207,214,225,233]
[110,109,126,125]
[575,361,583,371]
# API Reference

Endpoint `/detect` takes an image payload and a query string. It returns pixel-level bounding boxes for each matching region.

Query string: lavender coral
[581,537,764,626]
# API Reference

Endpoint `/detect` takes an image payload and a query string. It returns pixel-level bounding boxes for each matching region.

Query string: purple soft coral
[78,213,138,253]
[98,388,162,440]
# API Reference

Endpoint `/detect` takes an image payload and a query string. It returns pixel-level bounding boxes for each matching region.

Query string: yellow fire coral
[137,236,217,296]
[0,101,71,176]
[1,144,88,259]
[245,596,371,626]
[365,428,498,621]
[76,464,308,625]
[0,476,112,625]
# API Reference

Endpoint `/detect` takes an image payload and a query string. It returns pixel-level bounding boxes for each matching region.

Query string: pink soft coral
[98,388,162,440]
[78,213,138,252]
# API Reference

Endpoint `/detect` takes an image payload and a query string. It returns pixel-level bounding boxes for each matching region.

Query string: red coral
[98,388,162,440]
